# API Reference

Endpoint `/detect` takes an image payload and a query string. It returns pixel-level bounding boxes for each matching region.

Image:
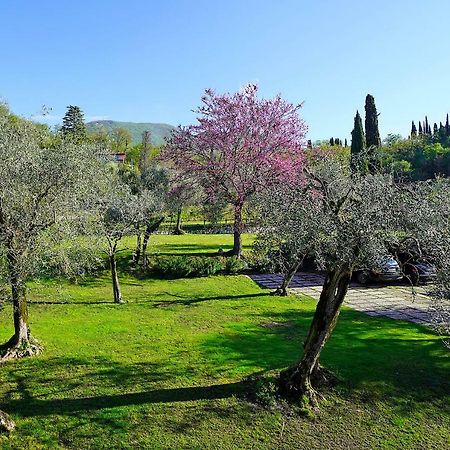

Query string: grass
[120,232,255,257]
[0,234,449,449]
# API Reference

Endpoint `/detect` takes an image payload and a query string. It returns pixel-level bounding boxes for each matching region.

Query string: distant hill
[86,120,176,146]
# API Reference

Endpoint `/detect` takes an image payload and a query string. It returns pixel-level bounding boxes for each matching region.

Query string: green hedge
[149,255,247,278]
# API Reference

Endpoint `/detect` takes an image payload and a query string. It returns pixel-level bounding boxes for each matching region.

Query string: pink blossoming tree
[160,84,307,257]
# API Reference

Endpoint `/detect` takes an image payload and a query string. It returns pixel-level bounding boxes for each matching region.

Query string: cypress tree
[419,121,423,135]
[344,138,348,147]
[446,114,450,136]
[351,110,367,174]
[411,121,417,137]
[433,123,438,135]
[439,122,446,141]
[425,116,430,135]
[364,94,381,173]
[61,105,87,143]
[330,137,335,146]
[364,94,381,148]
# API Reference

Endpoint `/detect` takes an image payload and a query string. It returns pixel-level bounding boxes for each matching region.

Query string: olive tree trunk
[279,265,352,405]
[132,224,142,266]
[109,250,123,304]
[141,216,164,269]
[173,206,184,235]
[0,247,41,360]
[273,257,304,296]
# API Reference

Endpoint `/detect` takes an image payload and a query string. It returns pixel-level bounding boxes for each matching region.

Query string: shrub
[190,257,224,276]
[223,256,247,274]
[245,252,272,273]
[153,255,193,278]
[150,255,248,278]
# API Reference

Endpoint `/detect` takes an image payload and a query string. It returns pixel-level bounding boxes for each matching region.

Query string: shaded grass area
[0,271,449,449]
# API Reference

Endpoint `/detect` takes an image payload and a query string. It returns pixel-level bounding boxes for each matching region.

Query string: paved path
[249,272,432,325]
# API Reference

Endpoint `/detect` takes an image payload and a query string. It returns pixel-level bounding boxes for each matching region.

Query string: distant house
[112,152,126,163]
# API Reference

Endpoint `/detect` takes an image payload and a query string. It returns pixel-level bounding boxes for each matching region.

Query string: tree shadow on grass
[0,356,247,419]
[5,382,245,418]
[199,307,450,415]
[152,292,268,308]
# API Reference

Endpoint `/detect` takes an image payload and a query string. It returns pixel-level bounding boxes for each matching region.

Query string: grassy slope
[0,235,449,449]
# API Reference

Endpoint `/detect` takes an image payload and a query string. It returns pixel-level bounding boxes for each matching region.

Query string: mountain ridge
[86,120,176,146]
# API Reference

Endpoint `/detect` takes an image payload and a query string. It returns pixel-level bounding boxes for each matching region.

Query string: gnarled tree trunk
[142,216,164,269]
[132,224,142,267]
[273,257,304,296]
[1,247,41,360]
[279,265,352,405]
[109,250,123,304]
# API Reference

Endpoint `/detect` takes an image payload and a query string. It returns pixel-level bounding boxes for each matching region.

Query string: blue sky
[1,0,448,141]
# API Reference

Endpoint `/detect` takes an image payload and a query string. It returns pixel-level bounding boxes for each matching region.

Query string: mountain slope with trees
[86,120,175,146]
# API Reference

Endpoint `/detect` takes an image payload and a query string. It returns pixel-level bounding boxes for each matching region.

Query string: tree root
[278,364,338,408]
[0,336,42,362]
[0,410,15,432]
[271,288,288,296]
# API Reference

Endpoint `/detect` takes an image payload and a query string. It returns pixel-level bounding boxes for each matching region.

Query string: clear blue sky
[1,0,448,141]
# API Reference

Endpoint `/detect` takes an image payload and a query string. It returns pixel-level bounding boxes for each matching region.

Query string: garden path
[249,272,432,325]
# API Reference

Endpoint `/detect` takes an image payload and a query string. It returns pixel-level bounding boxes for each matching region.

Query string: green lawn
[120,232,255,256]
[0,234,449,449]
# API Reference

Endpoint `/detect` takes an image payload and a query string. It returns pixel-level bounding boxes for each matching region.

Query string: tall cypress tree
[446,114,450,136]
[425,116,430,135]
[61,105,87,142]
[433,123,438,135]
[418,121,423,135]
[364,94,381,173]
[344,138,348,147]
[329,137,335,146]
[351,110,367,174]
[411,120,417,137]
[364,94,381,148]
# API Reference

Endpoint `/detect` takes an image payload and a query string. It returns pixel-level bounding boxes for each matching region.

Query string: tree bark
[1,247,41,360]
[273,257,304,296]
[142,216,164,269]
[173,206,184,235]
[231,202,244,258]
[132,225,142,267]
[110,252,123,304]
[279,265,352,405]
[0,410,15,432]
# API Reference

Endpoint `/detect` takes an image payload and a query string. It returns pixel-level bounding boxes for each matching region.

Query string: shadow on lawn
[5,382,245,418]
[1,308,448,421]
[152,292,268,307]
[1,356,247,419]
[200,307,450,413]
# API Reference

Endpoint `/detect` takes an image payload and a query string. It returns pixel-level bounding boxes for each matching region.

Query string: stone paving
[249,272,433,325]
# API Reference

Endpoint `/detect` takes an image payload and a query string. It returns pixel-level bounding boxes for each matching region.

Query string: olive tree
[0,109,106,360]
[118,162,169,268]
[256,150,447,405]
